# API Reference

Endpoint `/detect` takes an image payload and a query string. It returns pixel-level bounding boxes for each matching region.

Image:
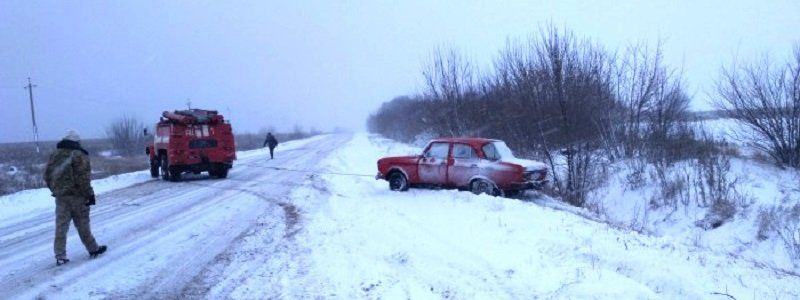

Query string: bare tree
[422,47,478,136]
[609,42,691,160]
[532,26,618,206]
[715,45,800,168]
[105,115,146,156]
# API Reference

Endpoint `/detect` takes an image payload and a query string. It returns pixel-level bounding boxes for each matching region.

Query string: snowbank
[595,157,800,271]
[0,171,152,226]
[289,134,799,299]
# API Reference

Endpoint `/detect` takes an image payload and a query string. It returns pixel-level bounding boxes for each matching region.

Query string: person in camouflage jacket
[44,130,106,265]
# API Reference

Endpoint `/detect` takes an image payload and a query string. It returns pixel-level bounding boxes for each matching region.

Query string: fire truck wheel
[209,165,228,178]
[169,167,182,181]
[210,164,229,178]
[160,155,170,181]
[149,159,159,178]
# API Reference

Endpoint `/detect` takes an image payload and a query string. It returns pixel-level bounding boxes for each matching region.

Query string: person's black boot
[89,245,107,258]
[56,258,70,266]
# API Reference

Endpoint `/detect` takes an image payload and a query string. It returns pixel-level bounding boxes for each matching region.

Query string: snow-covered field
[1,133,798,299]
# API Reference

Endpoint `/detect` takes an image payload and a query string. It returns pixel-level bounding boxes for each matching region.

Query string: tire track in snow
[177,142,344,299]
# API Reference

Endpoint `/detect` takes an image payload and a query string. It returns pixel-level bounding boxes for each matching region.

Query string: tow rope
[262,166,375,178]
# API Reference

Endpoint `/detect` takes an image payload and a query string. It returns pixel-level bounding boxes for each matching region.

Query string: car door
[447,143,480,187]
[479,142,515,187]
[418,142,450,185]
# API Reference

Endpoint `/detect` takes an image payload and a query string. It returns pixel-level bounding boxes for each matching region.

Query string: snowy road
[0,134,348,299]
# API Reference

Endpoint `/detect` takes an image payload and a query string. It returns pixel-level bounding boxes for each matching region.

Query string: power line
[24,77,40,153]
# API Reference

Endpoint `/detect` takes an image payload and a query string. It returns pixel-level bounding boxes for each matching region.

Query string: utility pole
[24,77,40,153]
[186,99,192,110]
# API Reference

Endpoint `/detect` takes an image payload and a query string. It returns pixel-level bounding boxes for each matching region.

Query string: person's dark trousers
[269,146,275,159]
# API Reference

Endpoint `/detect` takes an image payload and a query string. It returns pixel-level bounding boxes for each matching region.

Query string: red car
[376,138,548,196]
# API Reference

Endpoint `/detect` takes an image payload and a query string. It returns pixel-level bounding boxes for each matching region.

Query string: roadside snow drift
[0,171,152,226]
[290,134,799,299]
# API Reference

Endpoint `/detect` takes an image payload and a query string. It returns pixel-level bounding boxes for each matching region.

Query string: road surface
[0,134,349,299]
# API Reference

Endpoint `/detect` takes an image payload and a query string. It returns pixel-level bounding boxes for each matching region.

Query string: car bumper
[375,173,385,180]
[509,180,549,191]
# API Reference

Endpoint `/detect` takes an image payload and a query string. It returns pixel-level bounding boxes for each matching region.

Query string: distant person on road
[263,132,279,159]
[44,130,107,266]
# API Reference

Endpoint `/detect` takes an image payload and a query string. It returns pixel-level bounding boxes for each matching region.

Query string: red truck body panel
[146,109,236,180]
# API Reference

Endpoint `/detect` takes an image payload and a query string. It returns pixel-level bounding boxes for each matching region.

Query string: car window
[482,143,500,161]
[452,144,477,159]
[424,142,450,159]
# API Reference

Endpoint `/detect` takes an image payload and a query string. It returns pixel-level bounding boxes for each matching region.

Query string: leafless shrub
[757,204,800,260]
[105,115,147,157]
[715,45,800,169]
[694,143,734,208]
[560,147,608,207]
[690,139,751,229]
[757,208,775,241]
[624,158,647,190]
[649,169,690,212]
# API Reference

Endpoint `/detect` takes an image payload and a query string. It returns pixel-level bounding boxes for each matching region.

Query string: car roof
[430,137,499,147]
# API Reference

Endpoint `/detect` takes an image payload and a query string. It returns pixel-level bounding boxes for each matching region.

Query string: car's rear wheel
[388,171,409,191]
[471,179,497,196]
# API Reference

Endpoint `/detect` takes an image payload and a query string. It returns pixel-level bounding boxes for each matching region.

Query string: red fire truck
[146,109,236,181]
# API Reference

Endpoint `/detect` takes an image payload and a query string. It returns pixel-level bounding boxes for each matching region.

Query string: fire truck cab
[146,109,236,181]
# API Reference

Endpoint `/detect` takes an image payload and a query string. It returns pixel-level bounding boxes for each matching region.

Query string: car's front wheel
[388,171,409,191]
[471,179,498,196]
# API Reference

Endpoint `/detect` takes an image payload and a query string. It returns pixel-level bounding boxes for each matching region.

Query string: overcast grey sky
[1,0,798,143]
